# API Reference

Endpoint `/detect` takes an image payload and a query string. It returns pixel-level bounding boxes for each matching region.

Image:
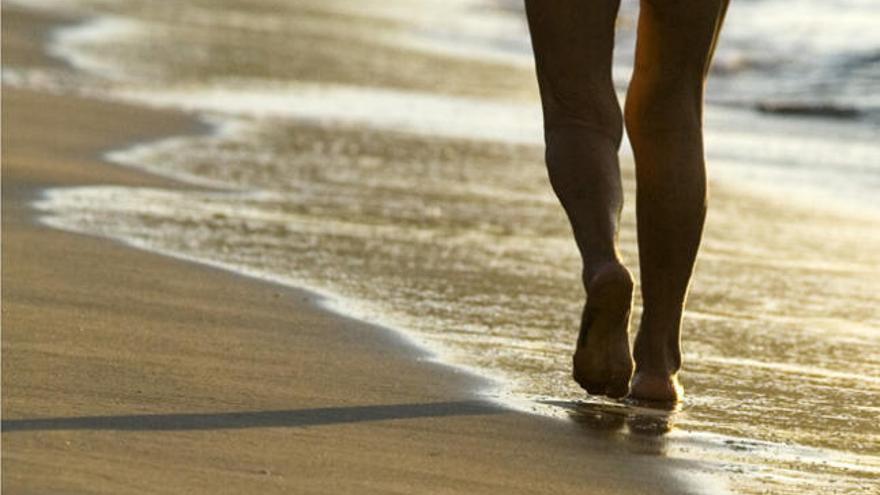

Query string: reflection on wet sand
[544,399,675,440]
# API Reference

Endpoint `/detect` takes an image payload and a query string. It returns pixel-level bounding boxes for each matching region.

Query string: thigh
[525,0,622,133]
[632,0,730,84]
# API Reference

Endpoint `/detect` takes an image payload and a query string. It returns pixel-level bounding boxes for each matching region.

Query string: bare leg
[526,0,634,399]
[624,0,730,402]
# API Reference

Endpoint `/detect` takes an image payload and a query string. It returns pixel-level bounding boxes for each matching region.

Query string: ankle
[582,259,632,293]
[633,331,681,376]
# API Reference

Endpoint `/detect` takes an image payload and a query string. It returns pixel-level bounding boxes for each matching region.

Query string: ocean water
[6,0,880,493]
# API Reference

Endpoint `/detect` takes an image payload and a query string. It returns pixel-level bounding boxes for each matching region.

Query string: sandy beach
[5,0,880,493]
[1,6,720,495]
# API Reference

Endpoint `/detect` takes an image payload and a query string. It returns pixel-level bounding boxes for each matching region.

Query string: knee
[540,78,623,145]
[623,71,703,140]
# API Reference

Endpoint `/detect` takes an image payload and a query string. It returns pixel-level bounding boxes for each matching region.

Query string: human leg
[525,0,633,398]
[624,0,730,402]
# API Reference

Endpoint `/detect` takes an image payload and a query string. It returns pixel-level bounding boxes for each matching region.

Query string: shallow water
[7,0,880,493]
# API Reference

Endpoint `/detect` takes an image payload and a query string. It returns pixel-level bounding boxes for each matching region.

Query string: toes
[572,358,607,396]
[577,377,608,396]
[605,355,634,399]
[604,378,630,399]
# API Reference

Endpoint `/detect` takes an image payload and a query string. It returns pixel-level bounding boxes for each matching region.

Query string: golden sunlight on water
[18,0,880,493]
[40,117,880,493]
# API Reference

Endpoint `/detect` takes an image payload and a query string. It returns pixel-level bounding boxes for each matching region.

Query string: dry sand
[2,7,721,494]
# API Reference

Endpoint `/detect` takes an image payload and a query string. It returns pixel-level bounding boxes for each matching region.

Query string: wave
[755,101,862,120]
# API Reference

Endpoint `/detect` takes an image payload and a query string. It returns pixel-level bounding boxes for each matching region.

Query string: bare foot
[628,371,683,403]
[572,262,634,399]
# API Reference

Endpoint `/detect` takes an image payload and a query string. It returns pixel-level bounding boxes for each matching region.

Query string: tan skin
[525,0,730,402]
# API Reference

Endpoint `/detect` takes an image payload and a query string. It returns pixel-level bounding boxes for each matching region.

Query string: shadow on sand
[2,400,504,432]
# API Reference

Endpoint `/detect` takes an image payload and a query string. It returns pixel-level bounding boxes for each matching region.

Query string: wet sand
[1,8,716,495]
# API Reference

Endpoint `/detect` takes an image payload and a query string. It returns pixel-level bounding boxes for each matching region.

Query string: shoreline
[6,3,879,494]
[2,6,719,495]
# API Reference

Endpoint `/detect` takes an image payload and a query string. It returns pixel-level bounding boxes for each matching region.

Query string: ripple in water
[17,0,880,492]
[36,114,880,494]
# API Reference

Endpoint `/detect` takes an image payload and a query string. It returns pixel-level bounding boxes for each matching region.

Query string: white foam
[31,0,880,221]
[33,184,511,399]
[49,16,144,82]
[118,83,545,145]
[103,116,246,189]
